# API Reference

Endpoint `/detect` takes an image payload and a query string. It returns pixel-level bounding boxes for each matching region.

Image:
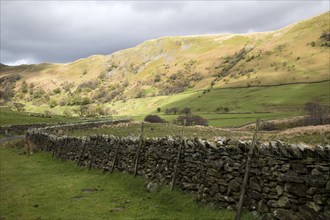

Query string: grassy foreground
[0,141,254,220]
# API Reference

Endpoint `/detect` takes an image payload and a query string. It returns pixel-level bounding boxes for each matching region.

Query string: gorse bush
[53,88,61,94]
[21,81,28,94]
[144,115,167,123]
[320,31,330,41]
[260,121,277,131]
[49,99,57,108]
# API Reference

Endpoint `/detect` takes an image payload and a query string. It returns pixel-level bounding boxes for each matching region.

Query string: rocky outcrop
[26,123,330,219]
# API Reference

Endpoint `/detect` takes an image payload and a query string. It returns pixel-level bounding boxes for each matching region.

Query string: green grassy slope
[0,107,81,126]
[162,81,330,113]
[2,81,328,128]
[0,12,328,127]
[1,12,329,101]
[109,81,329,127]
[0,142,254,220]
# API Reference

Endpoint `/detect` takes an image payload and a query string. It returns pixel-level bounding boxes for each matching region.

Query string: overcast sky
[1,1,329,66]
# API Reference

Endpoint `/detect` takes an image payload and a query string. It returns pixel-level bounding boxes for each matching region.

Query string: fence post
[52,143,57,158]
[134,123,144,177]
[25,135,34,156]
[235,118,260,220]
[77,141,87,166]
[88,140,97,170]
[170,120,186,191]
[110,138,120,173]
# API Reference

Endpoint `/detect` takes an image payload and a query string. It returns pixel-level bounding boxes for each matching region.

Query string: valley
[0,12,329,129]
[1,6,329,220]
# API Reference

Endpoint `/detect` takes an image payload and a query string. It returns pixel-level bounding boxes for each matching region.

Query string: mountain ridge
[0,12,329,118]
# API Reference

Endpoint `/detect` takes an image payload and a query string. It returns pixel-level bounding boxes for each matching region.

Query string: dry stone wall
[0,120,130,135]
[0,123,49,135]
[26,122,330,220]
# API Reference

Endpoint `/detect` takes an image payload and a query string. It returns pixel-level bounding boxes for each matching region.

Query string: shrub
[174,115,208,126]
[216,106,229,113]
[80,97,91,105]
[0,85,14,101]
[154,74,161,82]
[260,121,277,131]
[135,90,145,98]
[191,72,203,81]
[49,99,57,108]
[320,31,330,41]
[21,81,28,94]
[223,107,230,113]
[33,88,46,99]
[98,72,107,80]
[53,88,61,94]
[12,102,25,112]
[62,82,74,92]
[94,105,111,116]
[92,89,107,100]
[144,115,167,123]
[159,79,190,95]
[58,99,67,106]
[78,80,98,90]
[304,102,329,125]
[169,74,178,80]
[44,110,52,118]
[63,109,72,117]
[123,80,129,87]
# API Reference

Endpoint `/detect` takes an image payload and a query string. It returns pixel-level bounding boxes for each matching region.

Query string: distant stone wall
[27,123,330,220]
[0,120,130,136]
[0,124,49,135]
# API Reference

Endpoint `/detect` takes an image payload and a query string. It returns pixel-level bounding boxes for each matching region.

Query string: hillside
[0,12,329,126]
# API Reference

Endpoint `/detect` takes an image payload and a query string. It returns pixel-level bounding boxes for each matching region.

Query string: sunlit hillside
[0,12,329,123]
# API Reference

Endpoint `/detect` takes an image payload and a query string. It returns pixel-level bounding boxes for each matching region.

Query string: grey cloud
[0,1,328,65]
[130,1,185,13]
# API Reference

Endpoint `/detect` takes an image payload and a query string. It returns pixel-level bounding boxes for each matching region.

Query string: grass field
[134,112,297,127]
[0,107,82,126]
[1,81,329,128]
[266,125,330,145]
[0,140,254,220]
[68,122,249,140]
[67,122,330,145]
[121,81,329,127]
[159,81,330,113]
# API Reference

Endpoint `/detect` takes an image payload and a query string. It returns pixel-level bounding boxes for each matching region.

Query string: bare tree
[73,105,89,117]
[181,107,191,115]
[172,107,179,114]
[304,102,328,125]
